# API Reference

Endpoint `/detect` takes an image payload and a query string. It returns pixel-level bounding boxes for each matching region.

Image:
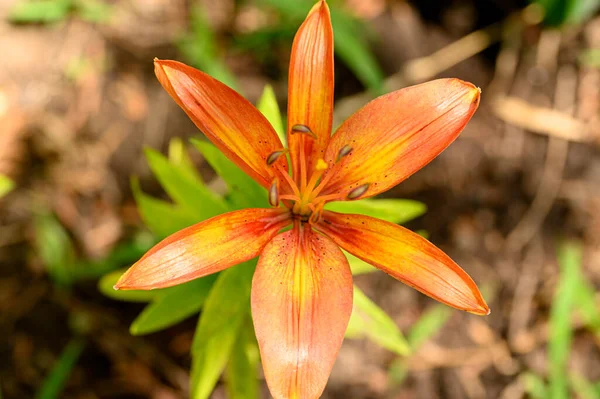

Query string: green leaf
[325,198,427,224]
[168,137,203,183]
[0,174,15,198]
[144,148,227,219]
[130,274,217,335]
[521,372,548,399]
[255,0,384,92]
[177,6,239,90]
[9,0,72,24]
[549,242,581,399]
[75,233,154,279]
[534,0,600,26]
[346,286,410,356]
[346,251,378,275]
[36,338,85,399]
[570,373,600,399]
[330,10,384,93]
[257,84,285,145]
[388,305,452,385]
[131,177,197,238]
[226,320,260,399]
[580,49,600,69]
[98,269,158,303]
[190,263,255,399]
[74,0,112,23]
[34,212,77,286]
[574,275,600,336]
[566,0,600,25]
[191,139,266,209]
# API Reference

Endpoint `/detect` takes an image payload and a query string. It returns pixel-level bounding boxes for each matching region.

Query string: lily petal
[321,79,480,199]
[316,211,489,315]
[115,208,290,290]
[252,226,353,399]
[287,0,334,184]
[155,59,288,188]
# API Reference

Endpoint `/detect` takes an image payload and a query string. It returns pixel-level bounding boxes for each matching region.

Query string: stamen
[280,194,302,202]
[336,145,352,162]
[290,124,317,139]
[268,179,279,207]
[347,183,370,200]
[273,164,301,199]
[266,149,288,166]
[302,158,329,203]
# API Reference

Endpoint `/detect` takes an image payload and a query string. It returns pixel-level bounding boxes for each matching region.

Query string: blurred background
[1,0,599,398]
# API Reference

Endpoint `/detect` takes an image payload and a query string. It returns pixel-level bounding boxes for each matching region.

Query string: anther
[336,145,352,162]
[266,149,288,166]
[315,158,328,171]
[290,124,317,139]
[269,180,279,207]
[347,183,370,200]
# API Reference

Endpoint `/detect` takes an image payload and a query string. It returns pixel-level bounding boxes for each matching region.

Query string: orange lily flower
[115,1,489,397]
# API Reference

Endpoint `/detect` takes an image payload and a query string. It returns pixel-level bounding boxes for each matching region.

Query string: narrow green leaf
[549,242,582,399]
[98,269,157,303]
[34,212,76,286]
[75,233,154,279]
[130,274,217,335]
[144,148,227,218]
[74,0,112,23]
[346,286,410,356]
[407,305,453,348]
[131,177,197,238]
[330,10,384,93]
[177,6,239,90]
[346,251,378,275]
[566,0,600,25]
[35,338,85,399]
[388,305,453,385]
[168,137,203,183]
[325,199,427,224]
[191,139,266,209]
[226,320,260,399]
[9,0,72,24]
[257,84,285,145]
[190,263,255,399]
[570,373,600,399]
[521,372,548,399]
[0,174,15,198]
[574,275,600,335]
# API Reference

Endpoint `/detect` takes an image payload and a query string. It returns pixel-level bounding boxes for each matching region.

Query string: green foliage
[0,174,14,198]
[34,212,77,287]
[388,305,453,385]
[9,0,112,24]
[131,275,218,335]
[226,320,260,399]
[177,6,239,90]
[190,265,254,399]
[533,0,600,26]
[549,243,582,398]
[325,198,426,224]
[346,287,410,356]
[522,242,600,399]
[191,139,266,209]
[580,49,600,69]
[36,338,85,399]
[247,0,384,92]
[521,372,548,399]
[257,84,286,144]
[144,147,227,219]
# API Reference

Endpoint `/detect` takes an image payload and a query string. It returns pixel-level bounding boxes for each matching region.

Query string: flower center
[266,125,367,224]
